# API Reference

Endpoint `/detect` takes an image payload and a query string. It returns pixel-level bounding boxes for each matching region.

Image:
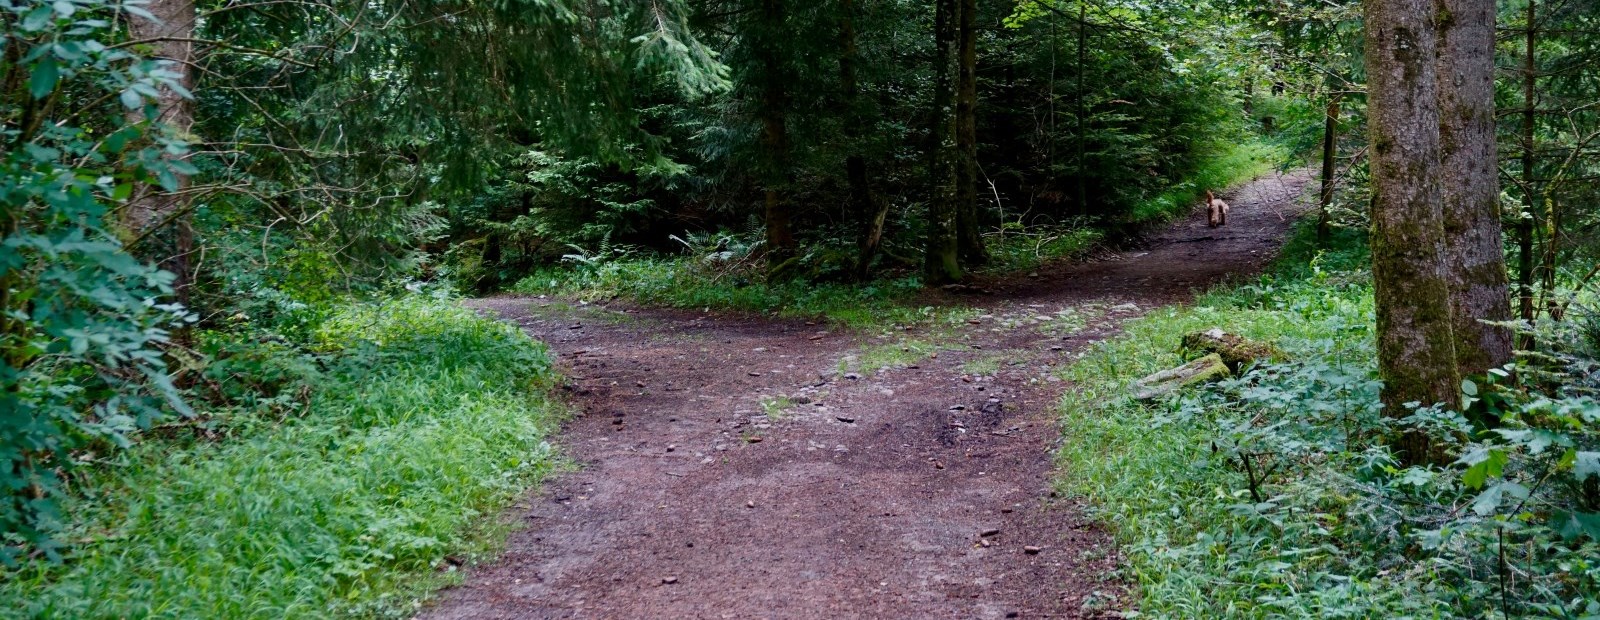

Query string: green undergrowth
[1057,224,1600,617]
[2,297,566,619]
[1128,140,1288,224]
[507,225,1094,330]
[507,141,1280,329]
[513,260,930,328]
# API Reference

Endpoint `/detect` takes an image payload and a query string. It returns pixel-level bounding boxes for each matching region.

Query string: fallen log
[1131,353,1231,401]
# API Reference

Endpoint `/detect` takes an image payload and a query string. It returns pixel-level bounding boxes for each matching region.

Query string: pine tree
[1437,0,1513,375]
[1364,0,1461,465]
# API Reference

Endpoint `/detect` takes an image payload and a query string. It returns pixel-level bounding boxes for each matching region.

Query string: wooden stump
[1180,328,1284,371]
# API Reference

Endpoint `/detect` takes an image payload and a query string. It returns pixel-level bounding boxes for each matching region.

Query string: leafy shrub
[1,0,196,561]
[1059,225,1600,618]
[0,296,566,618]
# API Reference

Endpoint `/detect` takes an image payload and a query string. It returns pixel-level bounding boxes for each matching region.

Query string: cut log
[1180,328,1285,371]
[1132,353,1231,401]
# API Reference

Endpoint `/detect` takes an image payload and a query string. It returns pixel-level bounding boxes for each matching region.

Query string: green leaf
[1459,447,1507,489]
[1461,379,1477,397]
[22,6,53,30]
[30,60,60,99]
[1470,481,1529,517]
[1550,511,1600,542]
[1576,451,1600,482]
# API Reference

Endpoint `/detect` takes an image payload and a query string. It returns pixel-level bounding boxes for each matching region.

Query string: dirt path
[420,170,1313,619]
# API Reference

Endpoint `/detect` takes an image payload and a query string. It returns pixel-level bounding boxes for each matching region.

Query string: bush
[1058,224,1600,618]
[0,296,565,618]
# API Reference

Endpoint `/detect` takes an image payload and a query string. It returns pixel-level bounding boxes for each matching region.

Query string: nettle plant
[1,0,192,564]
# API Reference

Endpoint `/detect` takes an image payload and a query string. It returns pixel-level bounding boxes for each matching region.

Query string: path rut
[420,170,1313,619]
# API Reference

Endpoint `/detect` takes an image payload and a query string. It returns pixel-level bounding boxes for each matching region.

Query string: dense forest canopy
[4,0,1600,616]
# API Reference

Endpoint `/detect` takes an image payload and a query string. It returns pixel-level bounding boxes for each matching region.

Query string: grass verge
[1054,222,1600,617]
[2,297,565,619]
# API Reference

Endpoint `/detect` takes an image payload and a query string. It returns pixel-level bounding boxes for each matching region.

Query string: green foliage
[512,253,927,328]
[509,228,935,327]
[1058,223,1600,618]
[0,296,565,618]
[982,224,1102,274]
[0,0,196,562]
[1128,141,1287,224]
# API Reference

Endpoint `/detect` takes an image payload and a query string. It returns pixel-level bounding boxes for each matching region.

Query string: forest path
[422,169,1313,620]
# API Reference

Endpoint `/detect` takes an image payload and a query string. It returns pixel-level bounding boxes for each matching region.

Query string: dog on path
[1206,190,1229,228]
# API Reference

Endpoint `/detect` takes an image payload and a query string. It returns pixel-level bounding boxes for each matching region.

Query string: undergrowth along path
[422,169,1313,619]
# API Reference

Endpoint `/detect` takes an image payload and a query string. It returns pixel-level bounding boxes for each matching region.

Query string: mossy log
[1180,328,1285,371]
[1132,353,1231,401]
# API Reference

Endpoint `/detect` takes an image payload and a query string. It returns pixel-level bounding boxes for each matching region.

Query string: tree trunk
[759,0,795,267]
[841,0,889,280]
[1073,1,1087,217]
[125,0,196,304]
[1317,94,1340,246]
[954,0,986,265]
[1364,0,1461,465]
[924,0,961,284]
[1518,0,1538,346]
[1436,0,1514,374]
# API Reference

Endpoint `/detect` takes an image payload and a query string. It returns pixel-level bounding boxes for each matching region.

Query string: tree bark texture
[841,0,890,280]
[1317,94,1340,246]
[924,0,961,284]
[125,0,196,302]
[1364,0,1461,464]
[954,0,986,265]
[1436,0,1513,374]
[759,0,795,265]
[1518,0,1538,343]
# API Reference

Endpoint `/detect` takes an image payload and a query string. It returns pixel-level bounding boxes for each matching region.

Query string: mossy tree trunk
[925,0,961,284]
[1437,0,1514,375]
[1364,0,1461,465]
[954,0,987,266]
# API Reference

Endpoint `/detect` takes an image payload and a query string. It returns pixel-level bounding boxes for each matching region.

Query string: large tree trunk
[924,0,961,284]
[125,0,196,304]
[953,0,986,265]
[842,0,890,281]
[1436,0,1514,374]
[1317,93,1340,246]
[759,0,795,268]
[1365,0,1461,465]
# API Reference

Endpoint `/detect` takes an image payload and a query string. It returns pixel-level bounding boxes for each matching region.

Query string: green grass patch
[982,226,1104,275]
[1053,222,1600,617]
[961,354,1006,376]
[512,260,930,329]
[1128,140,1288,225]
[760,395,795,420]
[2,297,565,619]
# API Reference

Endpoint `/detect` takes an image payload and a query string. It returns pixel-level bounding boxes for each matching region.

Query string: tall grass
[512,260,934,327]
[1053,223,1600,617]
[1,297,565,619]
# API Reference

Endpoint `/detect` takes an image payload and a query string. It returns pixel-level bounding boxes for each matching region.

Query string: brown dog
[1206,190,1229,228]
